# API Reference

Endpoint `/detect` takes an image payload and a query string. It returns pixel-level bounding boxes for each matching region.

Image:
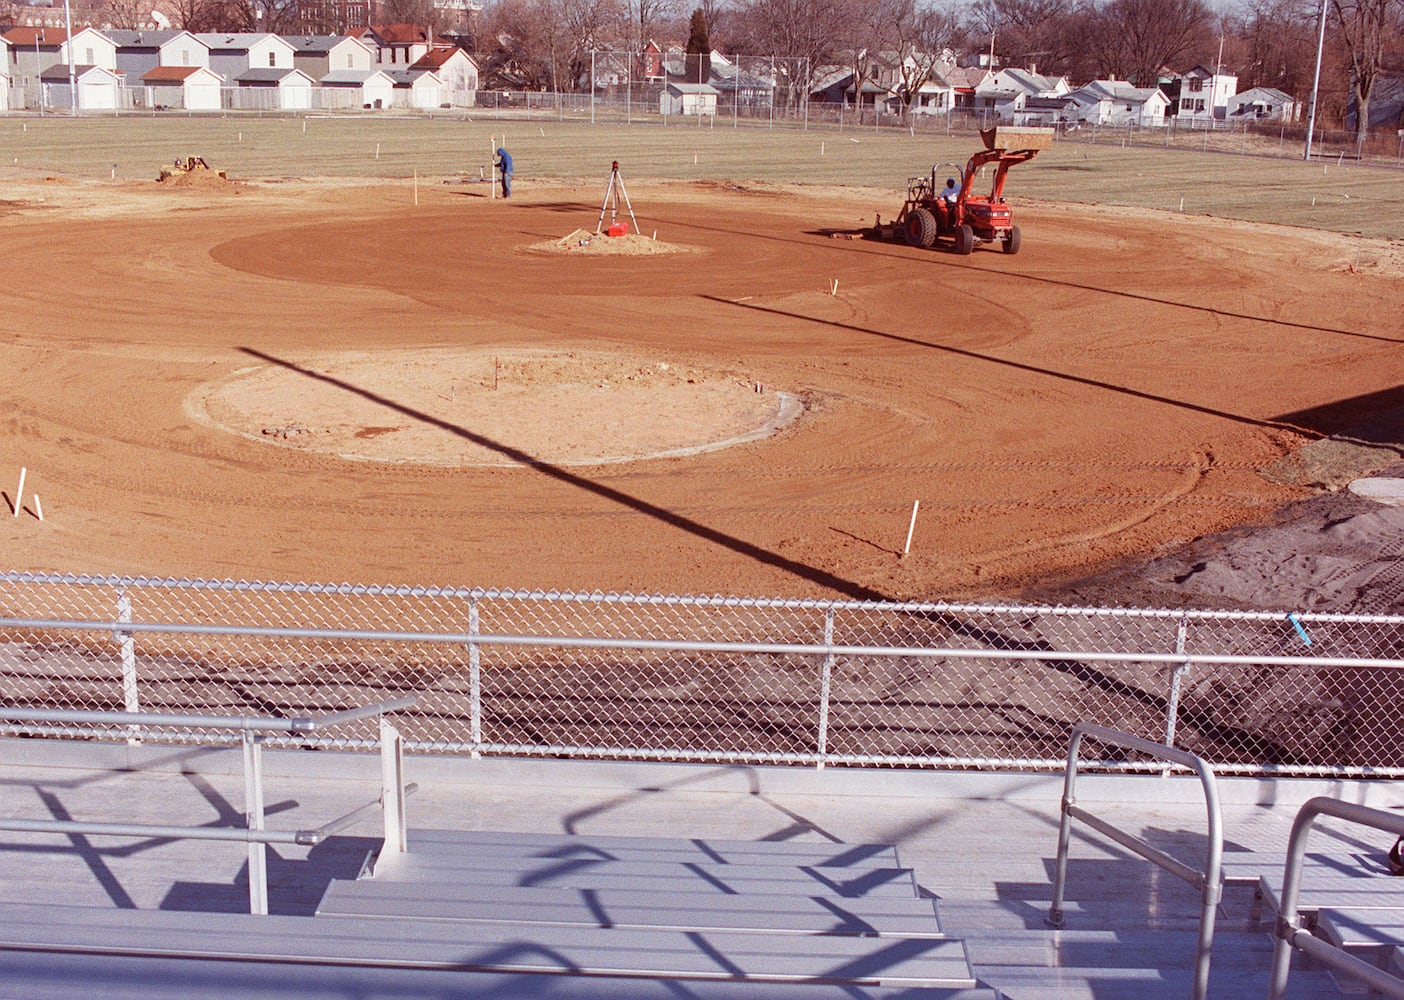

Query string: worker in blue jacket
[495,147,513,199]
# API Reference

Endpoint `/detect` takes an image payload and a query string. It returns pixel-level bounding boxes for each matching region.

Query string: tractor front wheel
[955,224,975,255]
[1002,225,1022,255]
[903,208,938,248]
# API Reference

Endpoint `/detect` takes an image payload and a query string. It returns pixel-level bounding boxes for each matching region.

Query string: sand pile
[157,167,239,190]
[529,228,689,256]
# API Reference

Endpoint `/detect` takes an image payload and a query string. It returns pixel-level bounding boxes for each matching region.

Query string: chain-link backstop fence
[1,572,1400,775]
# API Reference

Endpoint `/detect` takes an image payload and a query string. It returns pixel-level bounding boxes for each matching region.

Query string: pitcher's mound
[527,229,691,256]
[189,348,802,467]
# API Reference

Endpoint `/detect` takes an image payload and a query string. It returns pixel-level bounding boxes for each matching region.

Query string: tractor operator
[938,175,961,224]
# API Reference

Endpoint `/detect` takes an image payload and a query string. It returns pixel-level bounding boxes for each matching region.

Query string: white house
[3,26,116,104]
[385,67,443,109]
[196,33,296,81]
[139,65,223,110]
[1067,79,1169,126]
[975,67,1070,123]
[39,63,120,110]
[661,81,718,116]
[1228,86,1296,122]
[232,66,313,110]
[350,24,430,70]
[108,29,209,84]
[0,36,9,112]
[409,46,476,106]
[289,35,374,79]
[1176,65,1236,121]
[60,27,118,72]
[318,68,395,109]
[901,62,956,115]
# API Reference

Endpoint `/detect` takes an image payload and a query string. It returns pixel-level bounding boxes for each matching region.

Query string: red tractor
[889,127,1051,255]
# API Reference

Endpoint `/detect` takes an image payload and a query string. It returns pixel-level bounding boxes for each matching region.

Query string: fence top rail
[0,695,418,735]
[3,571,1402,626]
[0,615,1400,671]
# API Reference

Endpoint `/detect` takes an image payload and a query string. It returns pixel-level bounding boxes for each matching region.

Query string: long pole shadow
[700,296,1322,437]
[654,213,1400,346]
[239,348,889,602]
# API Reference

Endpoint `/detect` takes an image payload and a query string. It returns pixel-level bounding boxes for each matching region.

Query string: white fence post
[116,590,141,743]
[242,730,268,915]
[468,596,482,758]
[816,608,835,770]
[380,716,407,855]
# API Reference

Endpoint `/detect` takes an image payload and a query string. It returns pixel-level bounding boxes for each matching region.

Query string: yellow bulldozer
[157,156,227,181]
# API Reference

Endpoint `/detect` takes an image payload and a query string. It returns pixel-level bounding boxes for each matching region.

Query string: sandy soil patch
[526,228,692,256]
[0,177,1399,602]
[190,348,801,467]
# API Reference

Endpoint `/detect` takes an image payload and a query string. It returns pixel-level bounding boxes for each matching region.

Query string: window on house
[182,50,190,65]
[269,52,276,66]
[85,47,93,63]
[1188,78,1202,92]
[347,53,353,68]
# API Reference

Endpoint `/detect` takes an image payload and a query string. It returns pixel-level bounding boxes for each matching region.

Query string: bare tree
[970,0,1085,76]
[1235,0,1320,99]
[1330,0,1400,149]
[102,0,150,29]
[731,0,843,88]
[1083,0,1215,85]
[890,0,960,120]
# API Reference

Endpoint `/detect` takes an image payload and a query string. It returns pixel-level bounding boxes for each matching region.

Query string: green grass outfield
[0,114,1399,238]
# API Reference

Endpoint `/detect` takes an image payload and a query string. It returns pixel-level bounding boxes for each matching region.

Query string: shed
[141,65,223,110]
[234,66,314,110]
[39,63,120,110]
[319,69,395,109]
[661,82,718,116]
[385,68,443,109]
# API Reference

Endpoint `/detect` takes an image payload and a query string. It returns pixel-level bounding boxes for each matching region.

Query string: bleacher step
[318,877,945,936]
[371,851,918,897]
[0,901,976,988]
[404,828,902,867]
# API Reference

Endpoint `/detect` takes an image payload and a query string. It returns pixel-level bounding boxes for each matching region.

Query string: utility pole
[1304,0,1329,160]
[64,0,76,115]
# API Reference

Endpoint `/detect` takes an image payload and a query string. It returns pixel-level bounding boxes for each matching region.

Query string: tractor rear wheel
[955,224,975,255]
[903,208,937,248]
[1002,225,1022,255]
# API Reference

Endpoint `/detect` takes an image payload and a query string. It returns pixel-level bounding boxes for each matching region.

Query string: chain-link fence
[1,572,1400,775]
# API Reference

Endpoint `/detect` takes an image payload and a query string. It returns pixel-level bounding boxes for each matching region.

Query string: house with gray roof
[288,34,374,80]
[108,29,210,85]
[196,32,296,82]
[1228,86,1297,123]
[1067,79,1170,126]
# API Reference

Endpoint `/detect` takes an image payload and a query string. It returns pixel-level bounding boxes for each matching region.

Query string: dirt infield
[0,175,1400,601]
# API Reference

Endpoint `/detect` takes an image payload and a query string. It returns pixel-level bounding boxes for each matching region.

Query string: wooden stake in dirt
[902,500,920,556]
[414,168,419,205]
[13,466,25,516]
[33,495,43,521]
[375,142,380,159]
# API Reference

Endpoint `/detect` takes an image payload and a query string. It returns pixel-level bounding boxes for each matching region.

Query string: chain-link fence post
[1164,617,1191,772]
[468,596,482,758]
[116,589,141,743]
[816,608,834,770]
[242,729,268,915]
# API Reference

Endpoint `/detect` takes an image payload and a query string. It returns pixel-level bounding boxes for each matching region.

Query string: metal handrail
[1048,723,1223,1000]
[1,615,1400,670]
[0,698,417,915]
[1267,797,1404,1000]
[0,696,418,735]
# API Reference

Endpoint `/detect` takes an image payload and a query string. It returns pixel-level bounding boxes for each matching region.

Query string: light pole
[1304,0,1329,160]
[63,0,76,114]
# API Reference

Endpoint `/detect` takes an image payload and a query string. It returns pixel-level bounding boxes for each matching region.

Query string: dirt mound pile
[157,167,239,191]
[529,228,689,256]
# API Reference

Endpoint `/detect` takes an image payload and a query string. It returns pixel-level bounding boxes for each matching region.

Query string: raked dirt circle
[190,348,802,467]
[0,175,1399,601]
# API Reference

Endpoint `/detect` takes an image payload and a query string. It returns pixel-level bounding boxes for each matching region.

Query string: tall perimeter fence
[1,572,1401,776]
